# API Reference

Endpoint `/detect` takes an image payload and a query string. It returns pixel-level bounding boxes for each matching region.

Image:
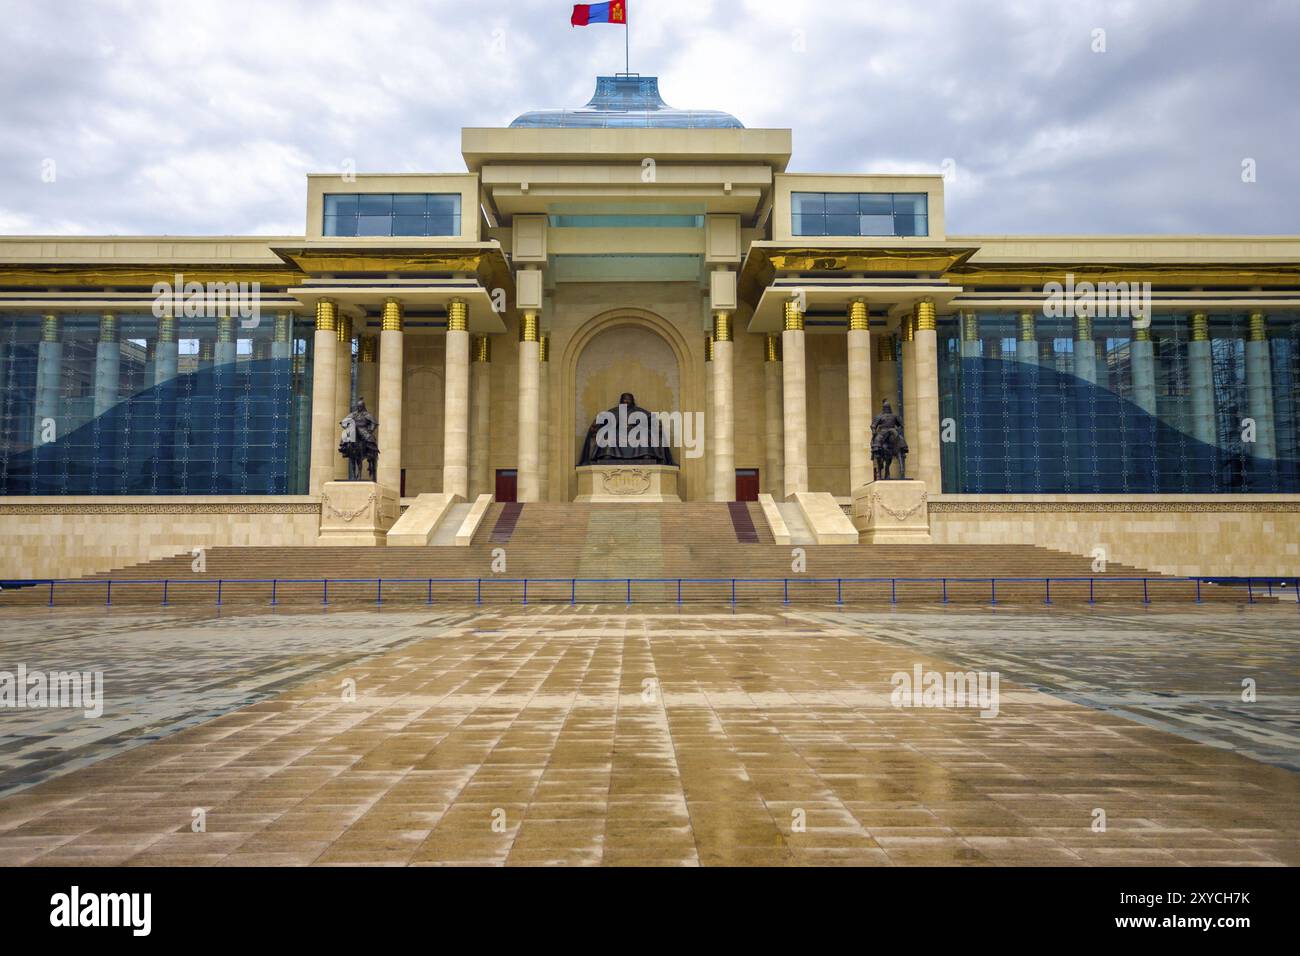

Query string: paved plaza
[0,603,1296,866]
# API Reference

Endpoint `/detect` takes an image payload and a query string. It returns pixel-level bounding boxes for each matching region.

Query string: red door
[495,469,518,503]
[735,468,759,502]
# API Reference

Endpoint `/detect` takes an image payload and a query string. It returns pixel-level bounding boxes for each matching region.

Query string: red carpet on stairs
[728,501,759,543]
[490,503,524,544]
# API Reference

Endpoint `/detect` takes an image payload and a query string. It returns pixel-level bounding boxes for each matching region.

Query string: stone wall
[931,494,1300,577]
[0,497,320,580]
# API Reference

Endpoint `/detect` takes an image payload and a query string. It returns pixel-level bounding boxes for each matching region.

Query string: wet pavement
[0,604,1296,866]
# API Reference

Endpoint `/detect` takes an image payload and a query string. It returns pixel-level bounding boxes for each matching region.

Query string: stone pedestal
[852,479,932,544]
[575,465,680,503]
[317,481,400,546]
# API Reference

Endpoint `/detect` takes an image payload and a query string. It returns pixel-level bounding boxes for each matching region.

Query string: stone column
[1073,314,1097,385]
[1187,313,1216,447]
[704,333,714,499]
[958,312,980,360]
[763,333,784,499]
[292,352,312,493]
[443,298,470,499]
[517,311,540,502]
[156,316,182,387]
[539,332,551,501]
[272,312,292,362]
[901,311,918,477]
[1246,311,1276,458]
[846,298,873,493]
[93,312,120,418]
[377,298,405,493]
[1130,320,1157,418]
[913,299,943,492]
[711,312,735,501]
[308,299,338,495]
[1016,311,1038,367]
[470,334,492,498]
[357,333,378,408]
[33,313,62,447]
[874,334,898,415]
[781,298,808,496]
[215,314,237,369]
[333,315,354,479]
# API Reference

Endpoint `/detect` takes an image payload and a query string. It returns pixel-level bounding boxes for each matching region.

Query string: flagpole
[625,18,629,74]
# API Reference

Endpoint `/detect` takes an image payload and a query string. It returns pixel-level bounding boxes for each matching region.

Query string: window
[935,312,1300,494]
[323,193,462,237]
[0,313,313,495]
[791,192,929,237]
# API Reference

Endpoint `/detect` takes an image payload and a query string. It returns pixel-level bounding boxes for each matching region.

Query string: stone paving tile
[804,606,1300,770]
[0,604,1296,866]
[0,607,467,796]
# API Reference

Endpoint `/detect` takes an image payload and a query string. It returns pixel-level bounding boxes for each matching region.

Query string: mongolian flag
[571,1,627,27]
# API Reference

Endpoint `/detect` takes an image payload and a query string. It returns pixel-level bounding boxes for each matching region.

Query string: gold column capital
[1018,310,1036,341]
[99,312,119,342]
[900,313,915,343]
[782,298,804,332]
[847,298,869,331]
[539,333,550,362]
[713,311,732,342]
[41,313,61,342]
[1076,314,1093,340]
[315,298,338,333]
[961,311,979,342]
[876,334,896,362]
[335,314,352,344]
[381,298,404,332]
[359,334,377,363]
[519,311,539,343]
[472,334,491,363]
[764,333,781,363]
[217,313,235,343]
[915,299,936,332]
[1132,316,1151,342]
[274,312,291,343]
[705,333,714,363]
[447,298,468,333]
[1248,311,1267,341]
[157,313,177,344]
[1191,312,1209,342]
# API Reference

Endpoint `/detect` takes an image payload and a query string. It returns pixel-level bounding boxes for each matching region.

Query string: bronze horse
[872,424,907,481]
[339,400,379,482]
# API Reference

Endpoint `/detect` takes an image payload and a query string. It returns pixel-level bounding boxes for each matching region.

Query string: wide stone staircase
[0,502,1251,608]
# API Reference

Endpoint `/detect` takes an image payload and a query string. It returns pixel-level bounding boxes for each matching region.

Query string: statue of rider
[339,398,379,481]
[871,397,908,473]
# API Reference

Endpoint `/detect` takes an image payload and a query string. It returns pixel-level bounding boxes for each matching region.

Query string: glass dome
[510,75,743,129]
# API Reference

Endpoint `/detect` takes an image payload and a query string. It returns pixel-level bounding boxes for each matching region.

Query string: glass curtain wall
[938,312,1300,493]
[0,312,313,494]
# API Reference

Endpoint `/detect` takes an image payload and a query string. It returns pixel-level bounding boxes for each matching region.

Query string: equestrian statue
[870,398,908,480]
[339,398,379,482]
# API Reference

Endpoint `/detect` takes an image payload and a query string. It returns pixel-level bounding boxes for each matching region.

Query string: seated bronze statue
[578,392,676,467]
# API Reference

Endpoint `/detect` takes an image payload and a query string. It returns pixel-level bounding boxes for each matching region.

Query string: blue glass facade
[937,313,1300,493]
[0,313,314,495]
[323,193,461,237]
[792,192,929,237]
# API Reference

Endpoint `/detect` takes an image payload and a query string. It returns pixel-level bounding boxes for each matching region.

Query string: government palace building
[1,75,1297,589]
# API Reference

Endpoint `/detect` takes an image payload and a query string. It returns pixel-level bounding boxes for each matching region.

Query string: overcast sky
[2,0,1297,237]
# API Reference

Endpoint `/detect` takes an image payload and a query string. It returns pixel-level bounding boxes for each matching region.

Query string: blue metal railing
[1,575,1296,609]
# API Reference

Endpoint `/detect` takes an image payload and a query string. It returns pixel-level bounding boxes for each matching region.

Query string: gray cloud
[1,0,1296,236]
